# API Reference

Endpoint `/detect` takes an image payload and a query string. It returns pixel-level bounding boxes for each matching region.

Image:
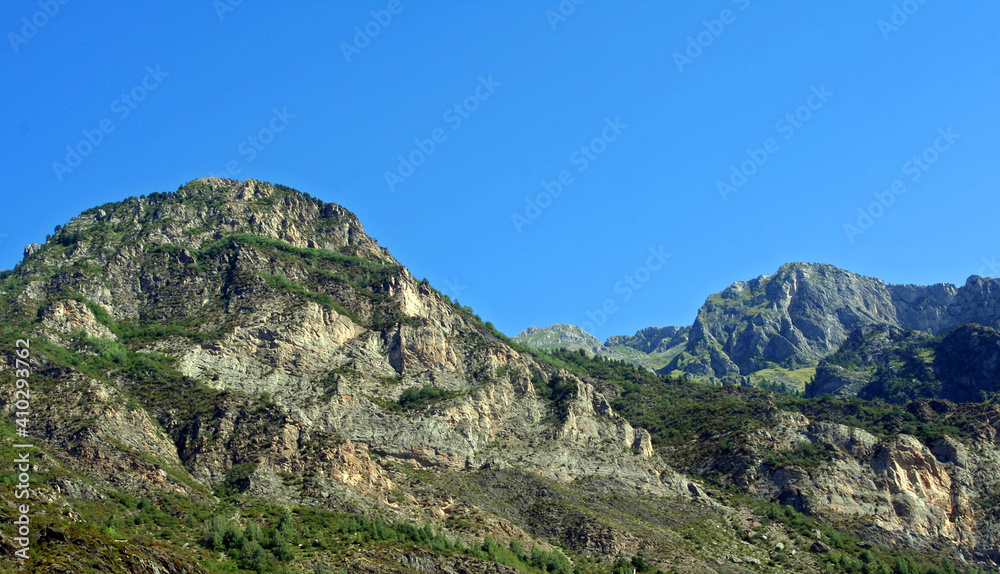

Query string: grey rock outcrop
[665,263,1000,378]
[4,178,692,521]
[24,241,41,259]
[605,325,689,353]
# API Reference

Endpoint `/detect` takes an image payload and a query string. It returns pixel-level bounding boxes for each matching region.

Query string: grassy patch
[763,440,826,469]
[751,366,816,392]
[258,272,361,323]
[397,385,460,410]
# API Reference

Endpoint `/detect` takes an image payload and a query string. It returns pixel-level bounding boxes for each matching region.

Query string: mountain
[2,178,998,573]
[0,179,716,573]
[661,262,1000,387]
[513,324,608,356]
[513,324,689,372]
[605,326,690,355]
[603,325,690,371]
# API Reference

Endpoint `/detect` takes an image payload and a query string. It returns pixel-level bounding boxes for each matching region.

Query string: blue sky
[3,1,999,340]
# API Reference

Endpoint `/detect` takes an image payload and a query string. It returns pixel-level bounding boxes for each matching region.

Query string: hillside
[513,324,608,356]
[1,178,996,573]
[808,323,1000,403]
[658,263,1000,388]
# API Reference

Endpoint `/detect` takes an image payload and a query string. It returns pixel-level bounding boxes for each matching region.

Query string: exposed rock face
[891,276,1000,333]
[605,325,690,354]
[780,431,976,547]
[665,262,1000,378]
[40,298,119,341]
[692,402,1000,561]
[1,179,694,531]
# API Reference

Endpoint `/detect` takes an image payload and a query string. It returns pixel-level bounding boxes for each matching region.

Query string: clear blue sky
[3,1,999,340]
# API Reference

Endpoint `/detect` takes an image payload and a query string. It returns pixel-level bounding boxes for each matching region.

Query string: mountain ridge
[666,261,1000,381]
[3,178,999,573]
[0,178,707,573]
[514,263,1000,390]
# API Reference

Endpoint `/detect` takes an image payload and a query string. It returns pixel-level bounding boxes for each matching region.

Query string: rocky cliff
[605,326,690,355]
[677,391,1000,566]
[1,180,996,573]
[663,262,1000,380]
[0,179,723,573]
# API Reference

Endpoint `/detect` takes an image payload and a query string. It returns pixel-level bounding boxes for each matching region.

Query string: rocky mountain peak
[664,262,1000,381]
[3,179,711,571]
[37,178,394,268]
[513,323,607,356]
[6,181,1000,571]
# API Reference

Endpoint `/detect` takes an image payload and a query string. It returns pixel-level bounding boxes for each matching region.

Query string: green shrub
[765,440,825,469]
[239,539,268,572]
[397,385,457,409]
[258,273,361,324]
[201,515,230,551]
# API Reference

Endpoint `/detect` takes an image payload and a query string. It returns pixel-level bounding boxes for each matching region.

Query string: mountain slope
[514,324,688,372]
[605,326,690,355]
[513,324,608,356]
[1,179,995,573]
[0,179,716,573]
[807,323,1000,403]
[662,262,1000,383]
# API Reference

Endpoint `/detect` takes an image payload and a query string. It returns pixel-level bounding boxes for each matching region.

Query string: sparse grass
[397,385,459,410]
[751,366,816,392]
[258,272,361,323]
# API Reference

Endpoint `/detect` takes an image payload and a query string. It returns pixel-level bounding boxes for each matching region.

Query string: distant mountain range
[516,262,1000,393]
[513,323,689,372]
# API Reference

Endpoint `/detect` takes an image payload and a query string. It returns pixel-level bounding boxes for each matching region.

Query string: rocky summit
[1,178,998,573]
[664,262,1000,383]
[514,324,609,356]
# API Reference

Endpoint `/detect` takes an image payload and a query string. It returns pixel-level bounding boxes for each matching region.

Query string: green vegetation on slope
[539,348,980,456]
[1,181,991,573]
